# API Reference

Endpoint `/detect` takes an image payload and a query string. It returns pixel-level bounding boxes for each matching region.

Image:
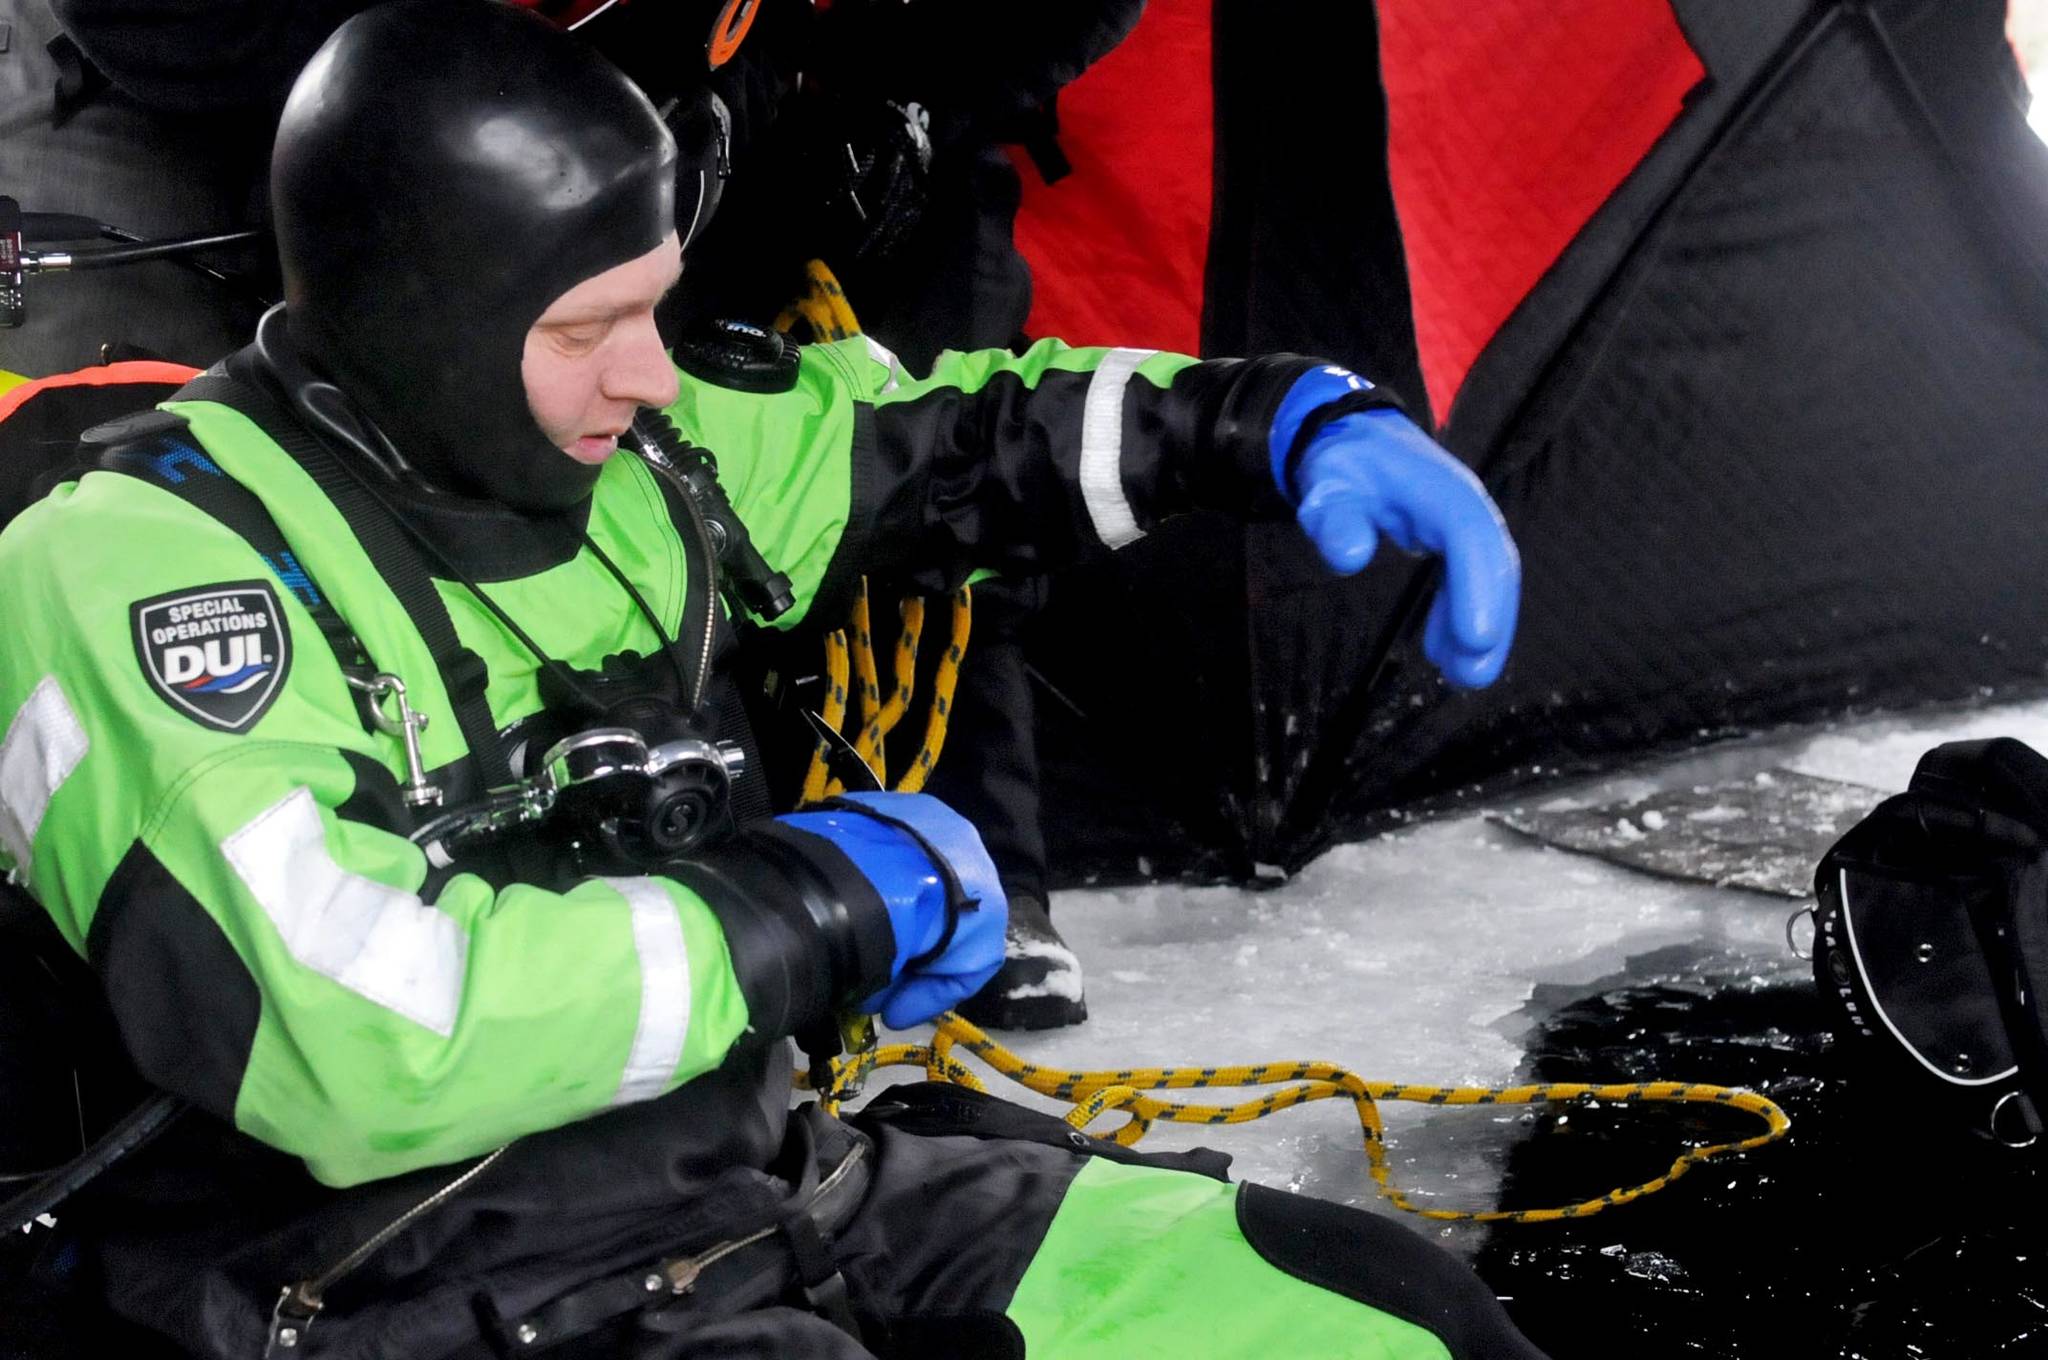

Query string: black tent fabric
[1029,0,2048,885]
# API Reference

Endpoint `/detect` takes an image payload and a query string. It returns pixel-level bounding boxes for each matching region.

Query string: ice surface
[1493,768,1877,897]
[871,696,2048,1246]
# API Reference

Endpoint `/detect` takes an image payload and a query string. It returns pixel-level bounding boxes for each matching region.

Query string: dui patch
[132,581,290,732]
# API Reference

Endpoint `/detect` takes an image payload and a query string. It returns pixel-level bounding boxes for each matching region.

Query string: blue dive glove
[778,791,1009,1028]
[1269,366,1521,689]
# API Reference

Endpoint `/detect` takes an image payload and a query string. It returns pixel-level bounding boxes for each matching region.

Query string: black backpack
[1813,737,2048,1148]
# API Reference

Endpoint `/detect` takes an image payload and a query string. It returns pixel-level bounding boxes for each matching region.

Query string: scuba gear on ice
[1812,737,2048,1149]
[270,0,686,513]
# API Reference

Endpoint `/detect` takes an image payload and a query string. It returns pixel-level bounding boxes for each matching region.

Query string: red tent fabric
[1011,0,1212,354]
[1011,0,1703,419]
[1378,0,1702,417]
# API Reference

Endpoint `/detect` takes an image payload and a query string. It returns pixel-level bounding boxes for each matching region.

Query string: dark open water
[1478,971,2048,1359]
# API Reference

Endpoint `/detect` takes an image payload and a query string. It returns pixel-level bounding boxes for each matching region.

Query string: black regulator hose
[629,409,796,622]
[3,1093,184,1236]
[24,230,264,270]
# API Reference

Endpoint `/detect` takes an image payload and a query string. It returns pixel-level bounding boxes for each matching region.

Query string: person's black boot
[956,893,1087,1030]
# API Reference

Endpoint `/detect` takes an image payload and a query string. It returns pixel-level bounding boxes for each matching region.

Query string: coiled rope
[806,1013,1791,1225]
[779,259,973,803]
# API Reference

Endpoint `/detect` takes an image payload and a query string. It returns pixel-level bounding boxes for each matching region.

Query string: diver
[0,3,1532,1356]
[662,0,1150,1032]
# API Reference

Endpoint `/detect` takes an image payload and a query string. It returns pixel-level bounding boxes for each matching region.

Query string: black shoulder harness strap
[84,407,370,675]
[88,372,511,792]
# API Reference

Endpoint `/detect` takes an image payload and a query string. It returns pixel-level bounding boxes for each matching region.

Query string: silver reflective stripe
[0,676,90,876]
[224,787,467,1036]
[863,334,903,395]
[681,169,708,249]
[600,876,692,1106]
[1078,347,1157,550]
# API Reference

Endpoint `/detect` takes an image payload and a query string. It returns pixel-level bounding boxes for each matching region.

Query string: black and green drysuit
[0,332,1543,1359]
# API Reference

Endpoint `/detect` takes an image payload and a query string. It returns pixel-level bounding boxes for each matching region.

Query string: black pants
[538,1090,1547,1360]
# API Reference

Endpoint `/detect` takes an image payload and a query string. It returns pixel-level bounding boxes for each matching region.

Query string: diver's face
[522,231,684,466]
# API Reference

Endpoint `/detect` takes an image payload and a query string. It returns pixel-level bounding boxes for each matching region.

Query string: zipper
[660,1140,867,1295]
[629,441,718,714]
[672,469,718,715]
[263,1145,509,1355]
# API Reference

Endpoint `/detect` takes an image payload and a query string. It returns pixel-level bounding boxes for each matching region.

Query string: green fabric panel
[880,338,1201,407]
[436,454,687,731]
[1006,1160,1454,1360]
[0,409,752,1187]
[1133,349,1203,390]
[662,349,865,632]
[225,807,751,1187]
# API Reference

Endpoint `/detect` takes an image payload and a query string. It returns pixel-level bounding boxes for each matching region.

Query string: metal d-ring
[1785,906,1817,961]
[1989,1090,2040,1150]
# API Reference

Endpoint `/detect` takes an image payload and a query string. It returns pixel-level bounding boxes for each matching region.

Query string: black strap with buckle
[171,367,509,794]
[83,408,372,679]
[777,1208,861,1338]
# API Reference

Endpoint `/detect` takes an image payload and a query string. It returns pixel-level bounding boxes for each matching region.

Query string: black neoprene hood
[270,0,685,512]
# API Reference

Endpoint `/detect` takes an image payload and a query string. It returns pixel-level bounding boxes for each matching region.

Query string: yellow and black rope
[778,260,974,804]
[805,1013,1791,1226]
[773,259,862,345]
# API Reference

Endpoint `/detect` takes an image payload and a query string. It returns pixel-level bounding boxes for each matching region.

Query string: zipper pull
[265,1282,322,1355]
[663,1255,705,1295]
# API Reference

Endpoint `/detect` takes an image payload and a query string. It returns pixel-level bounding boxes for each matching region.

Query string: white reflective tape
[600,876,692,1106]
[1078,347,1157,550]
[863,334,903,395]
[681,169,708,249]
[0,677,90,875]
[224,787,466,1036]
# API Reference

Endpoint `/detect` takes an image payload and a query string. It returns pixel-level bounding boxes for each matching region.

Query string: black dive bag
[1813,737,2048,1149]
